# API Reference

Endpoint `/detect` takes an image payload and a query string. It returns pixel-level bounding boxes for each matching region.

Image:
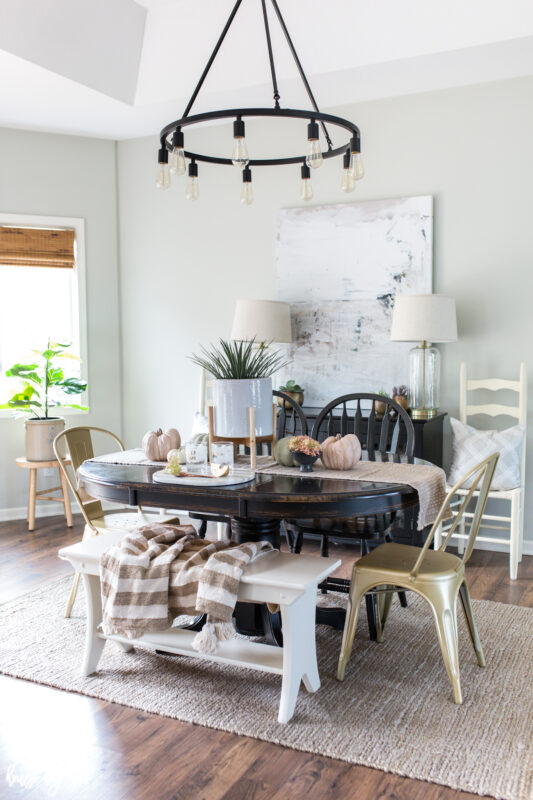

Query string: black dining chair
[284,392,415,640]
[190,390,308,539]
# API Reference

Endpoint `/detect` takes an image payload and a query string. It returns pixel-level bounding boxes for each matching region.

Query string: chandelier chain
[269,0,333,150]
[182,0,244,120]
[261,0,281,109]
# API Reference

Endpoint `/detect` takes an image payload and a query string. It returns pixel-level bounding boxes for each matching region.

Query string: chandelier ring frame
[159,107,360,168]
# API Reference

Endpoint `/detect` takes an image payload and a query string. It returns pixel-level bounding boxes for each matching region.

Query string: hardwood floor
[0,513,531,800]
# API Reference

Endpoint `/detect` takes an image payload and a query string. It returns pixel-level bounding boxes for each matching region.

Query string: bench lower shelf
[100,628,284,674]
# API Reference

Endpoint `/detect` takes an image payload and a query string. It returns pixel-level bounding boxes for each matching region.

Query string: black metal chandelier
[156,0,364,204]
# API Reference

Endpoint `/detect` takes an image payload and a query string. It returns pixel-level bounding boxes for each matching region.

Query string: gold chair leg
[376,586,393,643]
[64,572,81,618]
[429,592,463,704]
[459,581,485,667]
[64,524,96,618]
[337,576,377,681]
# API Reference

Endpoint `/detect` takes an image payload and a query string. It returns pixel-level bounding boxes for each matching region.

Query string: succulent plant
[377,389,390,397]
[279,379,303,392]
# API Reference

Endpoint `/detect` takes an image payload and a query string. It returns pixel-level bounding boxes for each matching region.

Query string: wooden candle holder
[208,405,277,470]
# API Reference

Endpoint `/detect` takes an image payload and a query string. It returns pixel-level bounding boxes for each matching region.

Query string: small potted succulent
[288,435,322,472]
[392,385,409,411]
[277,379,304,409]
[375,389,390,416]
[0,340,88,460]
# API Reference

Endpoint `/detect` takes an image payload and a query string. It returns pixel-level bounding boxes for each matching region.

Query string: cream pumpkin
[320,433,361,470]
[142,427,181,461]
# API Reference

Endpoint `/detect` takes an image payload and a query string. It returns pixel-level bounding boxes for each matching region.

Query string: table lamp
[390,294,457,419]
[230,299,292,347]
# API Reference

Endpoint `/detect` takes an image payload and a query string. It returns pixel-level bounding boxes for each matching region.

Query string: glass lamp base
[409,343,440,419]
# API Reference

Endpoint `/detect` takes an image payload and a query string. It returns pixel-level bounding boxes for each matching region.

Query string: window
[0,214,88,413]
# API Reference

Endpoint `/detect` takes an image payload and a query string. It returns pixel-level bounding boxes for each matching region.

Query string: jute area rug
[0,578,531,800]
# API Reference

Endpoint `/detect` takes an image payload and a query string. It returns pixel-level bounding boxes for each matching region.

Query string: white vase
[25,417,65,461]
[213,378,273,438]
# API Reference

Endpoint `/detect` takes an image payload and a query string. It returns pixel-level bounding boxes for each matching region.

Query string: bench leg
[278,587,320,724]
[80,573,106,676]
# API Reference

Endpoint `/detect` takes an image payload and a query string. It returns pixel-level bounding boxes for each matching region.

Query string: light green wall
[0,128,122,516]
[117,76,533,545]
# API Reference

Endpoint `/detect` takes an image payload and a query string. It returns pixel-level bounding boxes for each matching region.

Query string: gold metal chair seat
[356,542,463,581]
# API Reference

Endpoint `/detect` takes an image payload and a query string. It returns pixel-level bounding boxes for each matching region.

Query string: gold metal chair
[54,426,180,618]
[337,452,499,704]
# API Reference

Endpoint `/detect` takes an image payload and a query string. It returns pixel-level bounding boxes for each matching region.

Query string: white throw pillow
[448,417,525,491]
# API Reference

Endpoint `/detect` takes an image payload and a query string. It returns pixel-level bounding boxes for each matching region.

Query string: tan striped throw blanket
[100,523,273,653]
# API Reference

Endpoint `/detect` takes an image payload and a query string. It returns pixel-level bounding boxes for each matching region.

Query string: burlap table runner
[255,459,451,530]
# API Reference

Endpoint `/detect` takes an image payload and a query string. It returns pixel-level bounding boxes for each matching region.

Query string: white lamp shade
[390,294,457,343]
[231,299,292,344]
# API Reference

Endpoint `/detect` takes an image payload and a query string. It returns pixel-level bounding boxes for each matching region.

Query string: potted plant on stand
[1,340,88,461]
[277,379,304,409]
[190,339,287,439]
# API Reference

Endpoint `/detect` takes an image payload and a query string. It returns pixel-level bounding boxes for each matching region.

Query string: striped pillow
[448,417,525,491]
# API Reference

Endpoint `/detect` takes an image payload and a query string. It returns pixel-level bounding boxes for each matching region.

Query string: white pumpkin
[320,433,361,470]
[142,427,181,461]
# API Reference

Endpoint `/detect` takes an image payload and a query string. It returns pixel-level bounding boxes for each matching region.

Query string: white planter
[213,378,273,438]
[25,417,65,461]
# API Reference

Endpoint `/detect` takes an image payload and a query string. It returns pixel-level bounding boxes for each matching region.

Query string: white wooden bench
[58,533,340,723]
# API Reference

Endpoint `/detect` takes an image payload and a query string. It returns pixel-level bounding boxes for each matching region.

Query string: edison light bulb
[241,182,253,205]
[300,164,313,201]
[155,163,170,190]
[306,120,323,169]
[186,176,200,201]
[349,152,365,181]
[155,148,170,189]
[341,151,355,193]
[232,118,249,167]
[170,147,186,176]
[341,168,355,193]
[241,167,253,205]
[186,162,199,201]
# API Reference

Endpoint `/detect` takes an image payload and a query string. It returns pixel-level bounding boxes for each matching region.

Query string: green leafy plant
[377,389,390,397]
[279,379,303,392]
[0,340,88,418]
[190,339,288,380]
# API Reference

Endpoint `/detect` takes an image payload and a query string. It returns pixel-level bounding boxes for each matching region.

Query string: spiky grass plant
[190,339,288,380]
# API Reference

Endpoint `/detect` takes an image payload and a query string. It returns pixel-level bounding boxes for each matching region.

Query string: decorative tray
[152,469,254,487]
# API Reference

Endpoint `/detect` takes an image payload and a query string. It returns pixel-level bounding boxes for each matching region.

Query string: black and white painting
[276,195,433,406]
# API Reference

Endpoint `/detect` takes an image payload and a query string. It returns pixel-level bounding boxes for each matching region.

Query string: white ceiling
[0,0,532,140]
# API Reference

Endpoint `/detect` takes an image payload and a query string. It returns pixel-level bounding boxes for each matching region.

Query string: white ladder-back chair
[437,363,526,579]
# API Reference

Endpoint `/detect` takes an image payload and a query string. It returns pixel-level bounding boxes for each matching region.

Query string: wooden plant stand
[16,456,73,531]
[208,405,277,469]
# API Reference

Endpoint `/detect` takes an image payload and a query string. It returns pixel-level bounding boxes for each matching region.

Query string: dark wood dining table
[78,456,421,644]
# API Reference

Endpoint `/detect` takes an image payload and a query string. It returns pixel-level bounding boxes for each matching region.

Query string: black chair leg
[197,519,207,539]
[385,530,408,608]
[365,593,378,641]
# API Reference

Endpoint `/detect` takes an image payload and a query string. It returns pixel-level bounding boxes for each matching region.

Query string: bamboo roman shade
[0,226,75,268]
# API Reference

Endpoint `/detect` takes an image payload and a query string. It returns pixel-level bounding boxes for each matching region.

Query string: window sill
[0,407,90,421]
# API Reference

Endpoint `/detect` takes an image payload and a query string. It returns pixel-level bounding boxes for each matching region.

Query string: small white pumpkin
[142,427,181,461]
[320,433,361,470]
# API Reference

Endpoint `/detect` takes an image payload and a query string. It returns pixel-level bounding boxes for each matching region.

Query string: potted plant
[277,379,304,409]
[190,339,287,438]
[1,340,88,460]
[375,389,390,416]
[392,385,409,411]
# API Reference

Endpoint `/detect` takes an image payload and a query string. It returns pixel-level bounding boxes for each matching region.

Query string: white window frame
[0,212,89,418]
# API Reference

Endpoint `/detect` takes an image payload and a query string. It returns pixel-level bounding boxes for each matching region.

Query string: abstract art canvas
[276,195,433,406]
